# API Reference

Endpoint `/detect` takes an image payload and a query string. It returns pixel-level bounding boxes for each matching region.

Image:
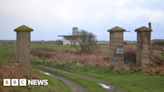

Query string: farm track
[39,69,89,92]
[38,65,128,92]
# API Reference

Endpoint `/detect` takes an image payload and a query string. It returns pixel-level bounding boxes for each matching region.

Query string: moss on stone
[14,25,33,31]
[135,26,152,32]
[107,26,126,32]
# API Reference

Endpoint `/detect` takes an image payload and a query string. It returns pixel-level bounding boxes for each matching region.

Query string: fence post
[14,25,33,69]
[107,26,125,69]
[135,26,152,67]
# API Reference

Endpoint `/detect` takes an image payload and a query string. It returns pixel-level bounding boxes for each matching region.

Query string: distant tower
[72,27,78,35]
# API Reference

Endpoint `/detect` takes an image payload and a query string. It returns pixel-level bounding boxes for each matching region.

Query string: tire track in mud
[38,65,128,92]
[38,70,90,92]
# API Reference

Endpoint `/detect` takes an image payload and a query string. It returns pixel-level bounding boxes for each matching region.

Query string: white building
[58,27,79,45]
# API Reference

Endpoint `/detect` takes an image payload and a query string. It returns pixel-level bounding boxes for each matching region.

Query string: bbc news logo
[3,79,48,86]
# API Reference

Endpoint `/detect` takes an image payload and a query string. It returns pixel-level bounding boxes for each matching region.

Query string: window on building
[65,37,70,40]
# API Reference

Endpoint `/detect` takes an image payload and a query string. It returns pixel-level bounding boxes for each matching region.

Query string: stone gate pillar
[135,26,152,67]
[107,26,125,69]
[14,25,33,69]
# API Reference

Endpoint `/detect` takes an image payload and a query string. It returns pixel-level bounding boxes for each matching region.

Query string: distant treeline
[0,40,16,42]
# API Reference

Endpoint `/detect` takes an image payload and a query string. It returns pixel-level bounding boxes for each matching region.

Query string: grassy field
[30,44,164,92]
[31,56,164,92]
[33,65,107,92]
[31,44,109,50]
[31,44,76,50]
[36,72,71,92]
[0,45,71,92]
[52,63,164,92]
[1,42,164,92]
[0,45,16,65]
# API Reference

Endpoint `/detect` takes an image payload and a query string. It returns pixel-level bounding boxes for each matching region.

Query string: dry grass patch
[0,65,41,92]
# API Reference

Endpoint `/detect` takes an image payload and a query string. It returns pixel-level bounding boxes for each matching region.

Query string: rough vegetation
[31,43,164,75]
[0,45,71,92]
[30,43,164,92]
[70,30,99,54]
[1,41,164,92]
[151,41,164,46]
[55,39,63,45]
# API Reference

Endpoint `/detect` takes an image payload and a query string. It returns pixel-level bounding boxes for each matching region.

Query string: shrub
[152,54,164,66]
[70,30,99,54]
[124,42,127,45]
[55,40,63,45]
[124,45,136,64]
[152,41,164,46]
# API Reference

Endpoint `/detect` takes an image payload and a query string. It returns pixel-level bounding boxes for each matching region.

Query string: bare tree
[70,36,79,51]
[70,30,98,54]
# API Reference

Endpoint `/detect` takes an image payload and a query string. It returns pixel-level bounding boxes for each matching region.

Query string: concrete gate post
[107,26,125,69]
[135,26,152,67]
[14,25,33,69]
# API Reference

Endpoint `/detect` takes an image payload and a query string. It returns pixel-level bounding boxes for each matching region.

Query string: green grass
[2,43,164,92]
[0,41,110,50]
[30,44,164,92]
[53,64,164,92]
[31,44,78,50]
[0,45,71,92]
[31,44,110,50]
[160,52,164,55]
[32,65,107,92]
[32,71,71,92]
[31,56,164,92]
[1,71,71,92]
[85,72,163,92]
[0,45,16,65]
[100,45,109,50]
[0,45,16,58]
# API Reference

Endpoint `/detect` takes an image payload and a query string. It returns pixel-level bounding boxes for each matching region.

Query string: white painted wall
[63,37,79,45]
[63,37,70,45]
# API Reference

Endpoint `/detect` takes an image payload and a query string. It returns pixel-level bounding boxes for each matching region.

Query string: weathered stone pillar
[135,26,152,67]
[107,26,125,69]
[14,25,33,69]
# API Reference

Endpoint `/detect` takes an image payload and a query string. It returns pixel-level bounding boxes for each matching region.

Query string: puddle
[39,65,128,92]
[99,84,110,89]
[39,70,89,92]
[44,72,50,75]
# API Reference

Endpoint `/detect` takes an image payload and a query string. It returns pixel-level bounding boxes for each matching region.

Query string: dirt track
[38,65,128,92]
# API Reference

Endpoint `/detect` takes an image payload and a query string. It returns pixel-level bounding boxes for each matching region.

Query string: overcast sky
[0,0,164,41]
